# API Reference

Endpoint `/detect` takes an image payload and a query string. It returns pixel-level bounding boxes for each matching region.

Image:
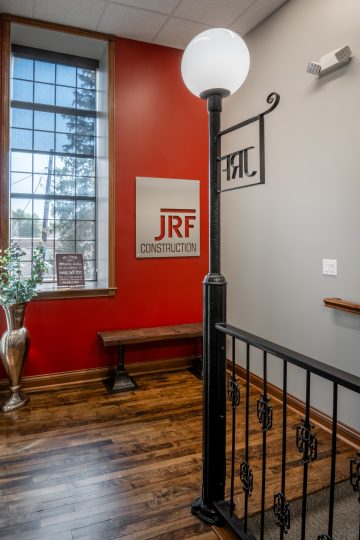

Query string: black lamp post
[181,28,250,524]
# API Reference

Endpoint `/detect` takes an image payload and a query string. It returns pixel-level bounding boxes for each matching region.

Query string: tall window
[10,46,99,283]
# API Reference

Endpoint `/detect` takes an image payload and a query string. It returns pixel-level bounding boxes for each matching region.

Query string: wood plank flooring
[0,371,215,540]
[0,370,356,539]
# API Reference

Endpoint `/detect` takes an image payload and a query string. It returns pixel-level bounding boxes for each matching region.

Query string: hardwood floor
[0,370,356,539]
[0,371,215,540]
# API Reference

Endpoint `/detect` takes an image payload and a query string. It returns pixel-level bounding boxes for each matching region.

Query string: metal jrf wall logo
[136,178,200,258]
[155,208,196,240]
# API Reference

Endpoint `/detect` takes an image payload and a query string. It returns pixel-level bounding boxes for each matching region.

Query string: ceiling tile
[33,0,106,30]
[0,0,35,18]
[1,0,288,49]
[174,0,251,28]
[154,17,209,50]
[231,0,288,35]
[98,3,167,41]
[110,0,180,15]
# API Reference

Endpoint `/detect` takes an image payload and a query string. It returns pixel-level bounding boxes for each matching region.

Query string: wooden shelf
[323,297,360,315]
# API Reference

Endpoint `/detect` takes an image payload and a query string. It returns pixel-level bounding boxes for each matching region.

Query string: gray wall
[221,0,360,430]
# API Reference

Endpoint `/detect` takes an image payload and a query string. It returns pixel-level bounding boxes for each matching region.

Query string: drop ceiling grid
[0,0,288,49]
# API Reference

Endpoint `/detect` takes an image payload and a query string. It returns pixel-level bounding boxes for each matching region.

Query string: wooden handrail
[323,297,360,315]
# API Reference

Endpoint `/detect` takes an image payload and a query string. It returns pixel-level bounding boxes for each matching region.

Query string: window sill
[34,282,117,300]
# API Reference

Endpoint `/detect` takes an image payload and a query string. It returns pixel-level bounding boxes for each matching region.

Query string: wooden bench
[98,323,202,393]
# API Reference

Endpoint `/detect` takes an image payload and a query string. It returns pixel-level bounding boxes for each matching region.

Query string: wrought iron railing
[206,322,360,540]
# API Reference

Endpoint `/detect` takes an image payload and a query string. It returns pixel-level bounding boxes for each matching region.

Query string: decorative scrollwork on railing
[296,420,318,464]
[228,379,240,409]
[257,393,273,431]
[273,492,290,534]
[240,460,253,495]
[263,92,281,117]
[350,452,360,503]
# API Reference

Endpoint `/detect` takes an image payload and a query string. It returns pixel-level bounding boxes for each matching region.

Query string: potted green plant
[0,242,46,412]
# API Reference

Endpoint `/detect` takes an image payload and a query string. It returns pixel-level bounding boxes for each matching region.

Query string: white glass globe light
[181,28,250,98]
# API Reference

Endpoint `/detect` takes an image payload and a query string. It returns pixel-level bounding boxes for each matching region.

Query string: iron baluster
[299,370,313,540]
[316,387,338,540]
[273,492,290,533]
[327,383,338,538]
[274,360,291,538]
[258,351,272,540]
[243,342,252,534]
[350,452,360,502]
[229,337,240,517]
[350,454,360,540]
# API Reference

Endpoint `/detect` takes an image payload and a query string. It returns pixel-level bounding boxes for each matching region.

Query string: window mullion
[10,49,98,284]
[11,100,97,118]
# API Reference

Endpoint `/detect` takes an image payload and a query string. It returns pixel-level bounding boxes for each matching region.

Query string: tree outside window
[10,48,98,282]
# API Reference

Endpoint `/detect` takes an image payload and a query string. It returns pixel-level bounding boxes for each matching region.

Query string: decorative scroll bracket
[216,92,280,194]
[273,492,291,534]
[257,393,273,432]
[350,452,360,503]
[228,379,240,409]
[296,420,318,464]
[240,459,253,495]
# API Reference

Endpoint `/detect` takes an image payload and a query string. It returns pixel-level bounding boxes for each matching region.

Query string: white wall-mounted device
[322,259,337,276]
[306,45,352,77]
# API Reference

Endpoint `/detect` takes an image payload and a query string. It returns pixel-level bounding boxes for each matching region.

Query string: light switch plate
[323,259,337,276]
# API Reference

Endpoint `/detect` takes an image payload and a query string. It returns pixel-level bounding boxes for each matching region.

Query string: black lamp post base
[191,497,222,525]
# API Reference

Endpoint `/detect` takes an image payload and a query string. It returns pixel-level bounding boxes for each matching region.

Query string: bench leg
[188,358,203,379]
[108,345,137,393]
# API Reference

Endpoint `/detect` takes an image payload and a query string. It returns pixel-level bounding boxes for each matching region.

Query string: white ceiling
[0,0,288,50]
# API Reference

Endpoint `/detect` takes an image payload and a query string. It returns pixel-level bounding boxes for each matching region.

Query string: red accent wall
[0,37,208,377]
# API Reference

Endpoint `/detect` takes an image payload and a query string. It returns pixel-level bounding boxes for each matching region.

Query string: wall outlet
[323,259,337,276]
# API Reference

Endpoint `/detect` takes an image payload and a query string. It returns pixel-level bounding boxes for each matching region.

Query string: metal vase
[0,302,30,413]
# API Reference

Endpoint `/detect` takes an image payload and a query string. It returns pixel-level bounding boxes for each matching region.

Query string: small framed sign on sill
[56,254,85,287]
[35,255,117,300]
